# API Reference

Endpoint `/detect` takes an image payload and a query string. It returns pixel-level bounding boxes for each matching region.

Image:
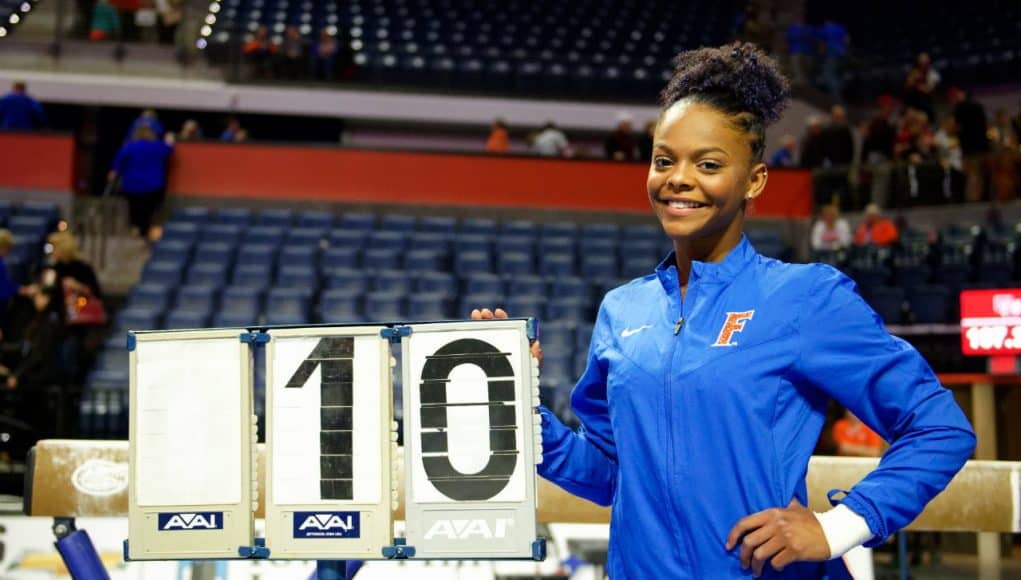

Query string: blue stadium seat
[322,246,361,272]
[408,292,450,320]
[545,298,590,324]
[581,223,620,239]
[150,240,192,264]
[326,268,369,294]
[458,292,503,317]
[364,291,406,320]
[541,222,579,238]
[499,251,534,276]
[575,324,594,352]
[17,201,58,223]
[372,271,408,295]
[319,289,362,321]
[200,224,243,245]
[236,243,278,268]
[142,261,184,286]
[299,210,335,229]
[618,240,660,262]
[244,225,286,245]
[329,230,367,251]
[221,286,263,314]
[339,212,376,232]
[114,308,161,333]
[256,208,293,227]
[187,263,229,287]
[128,283,172,311]
[581,254,619,281]
[8,216,48,239]
[456,250,493,275]
[622,224,661,242]
[415,271,458,296]
[540,322,574,350]
[550,276,589,303]
[280,245,318,269]
[232,263,272,289]
[461,218,497,235]
[498,235,534,254]
[501,220,537,237]
[277,264,318,289]
[363,247,402,269]
[171,206,210,224]
[165,309,212,329]
[193,241,236,266]
[405,249,445,274]
[286,227,327,248]
[504,295,544,319]
[507,274,546,297]
[409,232,453,254]
[265,311,311,325]
[908,285,950,324]
[540,252,574,276]
[216,207,253,226]
[380,214,417,232]
[266,288,312,321]
[419,216,457,234]
[213,310,259,328]
[369,231,408,252]
[455,234,492,254]
[175,285,218,312]
[891,263,931,290]
[464,273,504,296]
[621,255,655,279]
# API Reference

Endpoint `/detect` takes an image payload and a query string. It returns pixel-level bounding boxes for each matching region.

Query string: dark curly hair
[659,42,790,162]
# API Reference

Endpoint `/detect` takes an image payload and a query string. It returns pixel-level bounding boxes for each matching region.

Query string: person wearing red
[854,204,899,247]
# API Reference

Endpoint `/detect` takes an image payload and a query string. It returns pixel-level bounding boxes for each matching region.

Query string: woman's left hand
[725,498,830,577]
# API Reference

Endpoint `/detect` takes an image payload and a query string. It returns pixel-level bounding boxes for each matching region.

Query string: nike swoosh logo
[620,324,653,338]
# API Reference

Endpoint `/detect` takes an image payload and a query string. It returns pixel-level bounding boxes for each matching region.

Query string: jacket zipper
[664,273,696,573]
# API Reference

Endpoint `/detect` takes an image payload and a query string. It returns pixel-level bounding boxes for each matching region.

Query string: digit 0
[418,338,518,501]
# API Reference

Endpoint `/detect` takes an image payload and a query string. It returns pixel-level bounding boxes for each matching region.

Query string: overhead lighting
[209,3,220,12]
[0,27,7,36]
[9,14,20,24]
[196,38,207,49]
[20,2,31,11]
[200,24,212,36]
[204,14,216,24]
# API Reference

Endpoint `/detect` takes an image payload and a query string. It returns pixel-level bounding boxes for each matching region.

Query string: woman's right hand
[470,307,543,368]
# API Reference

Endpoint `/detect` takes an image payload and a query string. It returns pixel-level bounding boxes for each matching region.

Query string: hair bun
[659,42,790,126]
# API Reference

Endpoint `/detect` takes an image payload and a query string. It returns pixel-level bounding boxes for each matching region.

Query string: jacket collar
[655,235,757,293]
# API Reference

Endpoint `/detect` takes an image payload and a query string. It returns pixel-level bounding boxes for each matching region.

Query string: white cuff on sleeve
[814,504,874,559]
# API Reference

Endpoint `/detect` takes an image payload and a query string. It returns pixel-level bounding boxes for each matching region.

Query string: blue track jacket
[539,236,975,579]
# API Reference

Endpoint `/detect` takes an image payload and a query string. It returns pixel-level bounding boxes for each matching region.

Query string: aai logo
[158,512,223,531]
[293,511,361,539]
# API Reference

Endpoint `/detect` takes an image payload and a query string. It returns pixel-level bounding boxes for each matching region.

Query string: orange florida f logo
[712,311,755,347]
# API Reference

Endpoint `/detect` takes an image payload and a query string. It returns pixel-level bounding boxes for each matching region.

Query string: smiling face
[647,100,767,261]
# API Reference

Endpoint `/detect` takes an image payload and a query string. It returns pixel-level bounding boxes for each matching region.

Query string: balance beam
[24,440,1019,532]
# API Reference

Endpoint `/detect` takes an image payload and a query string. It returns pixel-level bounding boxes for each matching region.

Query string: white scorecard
[264,327,396,559]
[127,329,256,560]
[401,319,543,559]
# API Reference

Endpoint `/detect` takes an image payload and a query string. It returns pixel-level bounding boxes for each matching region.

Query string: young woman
[474,42,974,578]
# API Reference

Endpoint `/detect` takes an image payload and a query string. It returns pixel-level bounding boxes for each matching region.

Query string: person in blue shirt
[126,109,165,142]
[817,20,849,99]
[768,135,798,168]
[109,125,174,240]
[475,42,974,579]
[784,20,815,87]
[0,81,46,131]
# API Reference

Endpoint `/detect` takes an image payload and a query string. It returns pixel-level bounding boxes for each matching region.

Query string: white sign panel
[402,320,542,559]
[128,329,255,560]
[264,327,395,559]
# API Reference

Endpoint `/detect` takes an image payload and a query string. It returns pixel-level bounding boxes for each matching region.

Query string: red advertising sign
[960,289,1021,355]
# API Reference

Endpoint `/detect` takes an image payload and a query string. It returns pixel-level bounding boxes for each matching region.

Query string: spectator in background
[109,125,175,240]
[767,135,797,167]
[178,119,202,141]
[0,81,45,131]
[485,118,510,153]
[895,108,934,162]
[0,230,17,326]
[605,113,638,161]
[637,119,656,161]
[532,121,569,157]
[821,105,854,167]
[127,109,164,141]
[854,203,899,247]
[785,19,814,87]
[903,53,939,124]
[810,204,851,252]
[310,28,339,81]
[949,87,989,202]
[990,109,1018,200]
[89,0,119,41]
[817,19,849,99]
[278,26,306,79]
[232,128,250,143]
[108,0,139,41]
[44,230,103,384]
[799,115,825,169]
[3,284,66,442]
[244,25,278,79]
[154,0,180,45]
[833,409,883,457]
[862,94,898,165]
[220,116,243,142]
